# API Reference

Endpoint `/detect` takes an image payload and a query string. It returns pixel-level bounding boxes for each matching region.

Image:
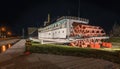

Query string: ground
[0,39,120,69]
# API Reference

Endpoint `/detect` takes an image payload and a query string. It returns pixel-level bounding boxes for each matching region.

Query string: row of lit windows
[48,31,64,35]
[41,22,67,32]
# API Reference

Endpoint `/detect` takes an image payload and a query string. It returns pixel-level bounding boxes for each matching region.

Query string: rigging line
[78,0,80,18]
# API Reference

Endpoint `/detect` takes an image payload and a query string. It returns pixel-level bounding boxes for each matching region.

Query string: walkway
[0,39,119,69]
[0,39,25,62]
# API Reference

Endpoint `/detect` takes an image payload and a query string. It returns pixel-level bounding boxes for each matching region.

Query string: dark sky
[0,0,120,35]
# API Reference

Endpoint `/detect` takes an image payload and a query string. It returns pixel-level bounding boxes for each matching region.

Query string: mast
[78,0,80,19]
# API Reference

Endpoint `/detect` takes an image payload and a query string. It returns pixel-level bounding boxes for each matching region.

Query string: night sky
[0,0,120,36]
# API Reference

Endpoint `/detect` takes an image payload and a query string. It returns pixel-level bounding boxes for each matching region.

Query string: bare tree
[111,22,120,37]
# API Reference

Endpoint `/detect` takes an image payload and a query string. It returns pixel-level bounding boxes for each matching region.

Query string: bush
[28,44,120,64]
[107,37,120,42]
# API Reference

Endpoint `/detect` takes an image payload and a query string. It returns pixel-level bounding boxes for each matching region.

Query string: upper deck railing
[56,16,89,23]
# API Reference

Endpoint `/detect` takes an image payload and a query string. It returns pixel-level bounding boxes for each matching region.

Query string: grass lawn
[27,42,120,64]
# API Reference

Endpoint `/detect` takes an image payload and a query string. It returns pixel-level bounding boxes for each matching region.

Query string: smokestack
[48,13,50,24]
[43,14,50,27]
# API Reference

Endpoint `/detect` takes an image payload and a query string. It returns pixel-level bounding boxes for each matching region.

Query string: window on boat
[62,31,64,33]
[64,22,67,27]
[56,24,58,27]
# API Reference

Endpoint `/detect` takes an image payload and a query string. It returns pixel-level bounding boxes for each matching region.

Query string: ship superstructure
[38,16,89,38]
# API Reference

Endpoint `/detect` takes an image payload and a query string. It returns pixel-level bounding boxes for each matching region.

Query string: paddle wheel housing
[69,22,112,48]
